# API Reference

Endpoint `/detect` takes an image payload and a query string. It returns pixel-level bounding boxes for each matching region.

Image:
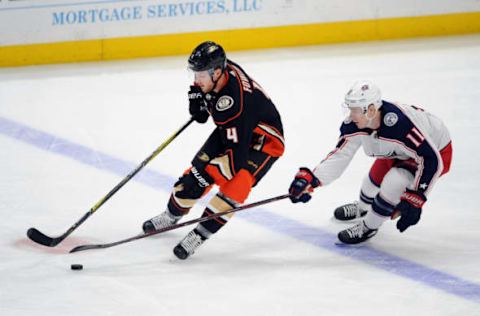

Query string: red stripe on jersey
[440,142,452,176]
[253,125,285,157]
[204,208,227,225]
[321,132,368,163]
[378,136,425,189]
[253,156,272,178]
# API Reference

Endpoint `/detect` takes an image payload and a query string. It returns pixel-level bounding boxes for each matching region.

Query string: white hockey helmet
[344,81,382,112]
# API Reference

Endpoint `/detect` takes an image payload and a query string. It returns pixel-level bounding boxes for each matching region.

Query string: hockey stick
[70,193,290,253]
[27,117,195,247]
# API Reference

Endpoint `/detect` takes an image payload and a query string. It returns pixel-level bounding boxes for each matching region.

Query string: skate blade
[334,241,369,247]
[330,216,365,224]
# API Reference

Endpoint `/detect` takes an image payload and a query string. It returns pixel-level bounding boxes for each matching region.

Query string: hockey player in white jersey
[288,81,452,244]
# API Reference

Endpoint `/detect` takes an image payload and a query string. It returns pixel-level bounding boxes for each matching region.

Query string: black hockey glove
[289,167,320,203]
[394,189,427,232]
[188,86,209,124]
[175,166,214,200]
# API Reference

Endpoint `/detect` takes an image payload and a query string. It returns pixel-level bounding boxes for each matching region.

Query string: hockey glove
[175,166,214,200]
[188,86,209,123]
[394,189,427,232]
[289,167,320,203]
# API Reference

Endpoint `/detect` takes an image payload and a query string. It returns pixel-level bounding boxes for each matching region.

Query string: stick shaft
[90,117,194,213]
[70,194,290,253]
[27,117,195,247]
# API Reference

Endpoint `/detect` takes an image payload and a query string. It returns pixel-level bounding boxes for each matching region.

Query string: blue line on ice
[1,115,479,303]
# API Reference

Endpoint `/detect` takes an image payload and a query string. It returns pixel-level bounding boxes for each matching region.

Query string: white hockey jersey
[313,101,451,195]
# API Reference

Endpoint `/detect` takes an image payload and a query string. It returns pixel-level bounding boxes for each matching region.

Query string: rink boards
[0,0,480,67]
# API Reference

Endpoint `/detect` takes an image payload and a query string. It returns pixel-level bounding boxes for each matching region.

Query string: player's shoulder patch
[383,112,398,127]
[379,101,416,140]
[381,101,411,130]
[211,91,242,125]
[215,95,234,112]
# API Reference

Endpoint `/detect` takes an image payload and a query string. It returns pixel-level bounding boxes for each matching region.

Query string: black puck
[71,264,83,270]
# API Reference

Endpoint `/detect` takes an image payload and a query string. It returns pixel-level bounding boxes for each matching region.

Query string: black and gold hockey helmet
[188,41,227,74]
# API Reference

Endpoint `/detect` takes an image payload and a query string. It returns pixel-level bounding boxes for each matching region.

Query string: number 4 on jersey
[226,127,238,143]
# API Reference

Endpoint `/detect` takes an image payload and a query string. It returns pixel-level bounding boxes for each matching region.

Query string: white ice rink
[1,35,480,315]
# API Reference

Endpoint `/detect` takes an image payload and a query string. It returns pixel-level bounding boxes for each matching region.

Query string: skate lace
[346,222,365,239]
[151,212,176,230]
[343,202,359,217]
[181,231,204,254]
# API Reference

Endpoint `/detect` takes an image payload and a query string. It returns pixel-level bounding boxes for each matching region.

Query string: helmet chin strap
[209,68,223,92]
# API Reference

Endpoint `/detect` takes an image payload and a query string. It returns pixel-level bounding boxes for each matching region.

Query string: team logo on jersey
[197,151,210,162]
[384,112,398,127]
[215,96,234,111]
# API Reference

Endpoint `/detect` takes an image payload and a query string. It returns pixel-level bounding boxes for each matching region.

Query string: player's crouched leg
[334,174,380,221]
[143,169,212,233]
[173,169,254,260]
[338,167,413,244]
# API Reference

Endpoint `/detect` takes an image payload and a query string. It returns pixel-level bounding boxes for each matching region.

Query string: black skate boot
[142,210,181,234]
[337,220,378,244]
[173,229,206,260]
[334,202,368,221]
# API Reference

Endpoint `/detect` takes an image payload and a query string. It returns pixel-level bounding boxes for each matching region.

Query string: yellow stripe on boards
[1,11,480,67]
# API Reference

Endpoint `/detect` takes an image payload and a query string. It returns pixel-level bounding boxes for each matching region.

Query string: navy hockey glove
[289,167,320,203]
[394,189,427,232]
[175,166,214,199]
[188,86,209,123]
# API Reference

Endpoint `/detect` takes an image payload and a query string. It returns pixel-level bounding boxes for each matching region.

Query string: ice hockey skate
[334,202,368,221]
[173,229,206,260]
[337,220,378,244]
[142,210,181,234]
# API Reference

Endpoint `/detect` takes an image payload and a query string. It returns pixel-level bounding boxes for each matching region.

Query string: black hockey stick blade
[70,193,290,254]
[27,210,92,247]
[27,227,64,247]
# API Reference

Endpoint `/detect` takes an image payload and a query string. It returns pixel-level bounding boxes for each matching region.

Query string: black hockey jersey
[197,60,285,176]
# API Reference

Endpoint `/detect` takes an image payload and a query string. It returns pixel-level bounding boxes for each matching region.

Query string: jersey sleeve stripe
[394,105,444,194]
[378,136,442,194]
[321,132,366,163]
[257,122,285,145]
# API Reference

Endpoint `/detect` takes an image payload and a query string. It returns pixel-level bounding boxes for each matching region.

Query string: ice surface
[1,35,480,315]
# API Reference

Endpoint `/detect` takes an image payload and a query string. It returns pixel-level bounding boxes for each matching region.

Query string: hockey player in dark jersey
[143,41,285,259]
[289,81,452,244]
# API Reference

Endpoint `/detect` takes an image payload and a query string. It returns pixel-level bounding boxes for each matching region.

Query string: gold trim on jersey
[171,183,197,209]
[210,155,234,180]
[258,123,285,146]
[207,195,235,221]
